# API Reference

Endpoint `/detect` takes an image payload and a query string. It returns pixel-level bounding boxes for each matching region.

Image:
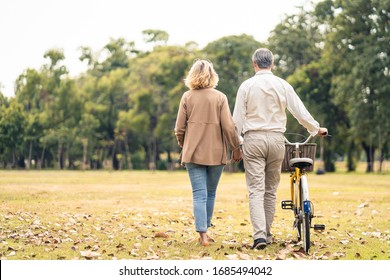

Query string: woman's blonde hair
[184,59,219,90]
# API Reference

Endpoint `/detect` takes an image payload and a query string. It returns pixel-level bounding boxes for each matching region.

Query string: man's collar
[255,69,273,75]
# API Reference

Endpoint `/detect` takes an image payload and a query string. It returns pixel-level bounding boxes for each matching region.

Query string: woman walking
[175,59,242,246]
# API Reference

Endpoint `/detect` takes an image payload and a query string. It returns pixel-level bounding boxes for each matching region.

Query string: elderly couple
[174,48,328,249]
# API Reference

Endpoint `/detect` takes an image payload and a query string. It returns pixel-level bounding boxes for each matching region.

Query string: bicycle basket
[281,143,317,172]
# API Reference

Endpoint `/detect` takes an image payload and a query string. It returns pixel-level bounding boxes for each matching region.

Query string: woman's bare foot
[199,232,209,246]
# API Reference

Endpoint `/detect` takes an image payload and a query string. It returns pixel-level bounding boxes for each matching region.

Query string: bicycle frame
[282,134,324,254]
[286,135,313,213]
[290,169,310,210]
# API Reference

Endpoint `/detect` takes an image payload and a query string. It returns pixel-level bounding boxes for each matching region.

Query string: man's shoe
[251,238,267,250]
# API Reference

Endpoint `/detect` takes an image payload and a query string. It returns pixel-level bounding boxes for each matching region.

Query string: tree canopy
[0,0,388,172]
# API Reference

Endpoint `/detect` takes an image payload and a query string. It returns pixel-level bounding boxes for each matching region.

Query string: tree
[78,112,100,170]
[124,45,195,169]
[15,68,45,168]
[268,9,323,79]
[323,0,390,172]
[101,38,137,72]
[288,61,346,172]
[142,29,169,45]
[0,100,27,168]
[78,38,135,169]
[0,84,9,107]
[38,48,82,169]
[266,8,339,171]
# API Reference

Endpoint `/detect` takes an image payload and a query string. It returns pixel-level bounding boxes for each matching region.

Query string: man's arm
[285,83,320,136]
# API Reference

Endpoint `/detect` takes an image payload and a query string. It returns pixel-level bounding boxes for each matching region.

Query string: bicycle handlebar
[284,135,313,146]
[284,131,329,146]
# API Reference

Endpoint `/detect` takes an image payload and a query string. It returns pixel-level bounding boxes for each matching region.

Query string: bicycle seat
[289,157,313,169]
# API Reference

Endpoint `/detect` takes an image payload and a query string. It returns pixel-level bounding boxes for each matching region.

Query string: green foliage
[0,100,27,167]
[323,0,390,171]
[288,61,343,171]
[1,1,389,172]
[268,9,323,78]
[142,29,169,45]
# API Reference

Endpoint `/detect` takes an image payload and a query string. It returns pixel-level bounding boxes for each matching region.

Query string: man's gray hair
[252,48,274,69]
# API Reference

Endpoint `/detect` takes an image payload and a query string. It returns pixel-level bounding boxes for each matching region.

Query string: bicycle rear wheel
[302,212,310,253]
[300,176,311,254]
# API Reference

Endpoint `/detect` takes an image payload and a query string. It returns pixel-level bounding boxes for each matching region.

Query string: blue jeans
[185,163,224,232]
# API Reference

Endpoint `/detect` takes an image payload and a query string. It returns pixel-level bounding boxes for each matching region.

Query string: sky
[0,0,316,97]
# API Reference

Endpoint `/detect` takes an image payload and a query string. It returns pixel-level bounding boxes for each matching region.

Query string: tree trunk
[82,138,88,171]
[27,141,33,170]
[40,146,46,169]
[167,150,173,170]
[379,144,388,173]
[347,141,356,172]
[124,133,132,170]
[12,147,16,168]
[149,133,156,171]
[112,139,119,170]
[377,124,382,173]
[57,141,63,169]
[361,141,375,173]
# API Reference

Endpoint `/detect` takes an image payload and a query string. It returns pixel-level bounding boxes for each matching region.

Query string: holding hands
[231,147,243,163]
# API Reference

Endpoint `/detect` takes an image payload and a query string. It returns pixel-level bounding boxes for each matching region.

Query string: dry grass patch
[0,170,389,260]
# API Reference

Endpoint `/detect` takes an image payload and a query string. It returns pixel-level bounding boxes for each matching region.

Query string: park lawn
[0,170,388,260]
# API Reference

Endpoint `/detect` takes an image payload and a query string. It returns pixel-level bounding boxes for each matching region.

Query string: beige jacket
[175,88,240,165]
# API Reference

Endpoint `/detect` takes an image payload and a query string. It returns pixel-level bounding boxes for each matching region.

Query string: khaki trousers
[242,131,285,241]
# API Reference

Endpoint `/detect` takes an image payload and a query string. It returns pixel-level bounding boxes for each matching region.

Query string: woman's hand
[231,147,243,163]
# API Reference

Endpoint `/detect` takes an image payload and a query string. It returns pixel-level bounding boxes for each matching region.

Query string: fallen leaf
[130,249,139,257]
[154,232,169,238]
[80,250,101,259]
[292,247,306,259]
[237,253,251,260]
[225,254,239,260]
[358,202,369,208]
[331,252,346,259]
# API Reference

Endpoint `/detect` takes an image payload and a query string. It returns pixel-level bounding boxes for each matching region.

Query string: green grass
[0,170,389,260]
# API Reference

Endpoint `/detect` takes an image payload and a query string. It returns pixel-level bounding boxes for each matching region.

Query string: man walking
[232,48,327,249]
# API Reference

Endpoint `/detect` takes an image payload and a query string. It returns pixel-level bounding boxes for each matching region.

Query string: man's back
[233,69,320,137]
[239,70,288,134]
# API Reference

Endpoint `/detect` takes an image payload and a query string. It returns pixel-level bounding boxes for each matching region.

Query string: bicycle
[281,134,326,254]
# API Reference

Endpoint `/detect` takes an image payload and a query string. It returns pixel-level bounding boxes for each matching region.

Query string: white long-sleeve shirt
[232,69,320,137]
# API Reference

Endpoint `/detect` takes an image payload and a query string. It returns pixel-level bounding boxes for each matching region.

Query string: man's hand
[317,127,328,136]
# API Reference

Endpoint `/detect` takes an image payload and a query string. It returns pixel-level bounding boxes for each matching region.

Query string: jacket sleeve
[174,94,187,147]
[220,95,240,150]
